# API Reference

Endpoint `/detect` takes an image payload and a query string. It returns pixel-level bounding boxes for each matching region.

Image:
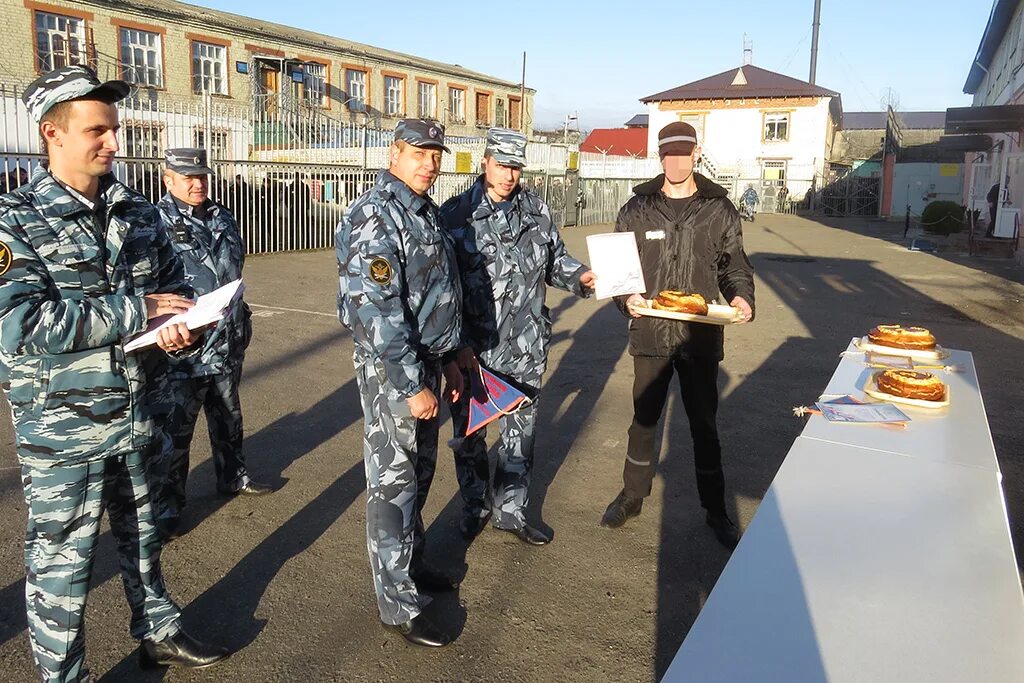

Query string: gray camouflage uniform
[337,156,462,625]
[440,129,589,530]
[154,183,253,518]
[0,166,187,683]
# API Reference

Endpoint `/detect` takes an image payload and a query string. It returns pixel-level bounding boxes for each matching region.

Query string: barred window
[120,28,162,88]
[192,41,227,95]
[194,129,229,160]
[764,112,789,142]
[34,11,88,72]
[346,69,366,111]
[448,87,465,124]
[123,123,162,159]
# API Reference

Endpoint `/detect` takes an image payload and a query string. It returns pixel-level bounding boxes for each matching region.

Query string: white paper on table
[124,279,244,353]
[585,232,646,300]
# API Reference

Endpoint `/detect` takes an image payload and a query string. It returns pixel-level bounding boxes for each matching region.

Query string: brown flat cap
[658,121,698,156]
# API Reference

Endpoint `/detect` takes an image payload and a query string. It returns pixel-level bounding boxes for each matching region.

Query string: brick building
[3,0,534,138]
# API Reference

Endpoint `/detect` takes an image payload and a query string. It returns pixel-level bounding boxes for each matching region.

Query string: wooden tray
[861,371,950,409]
[634,301,741,326]
[855,336,950,361]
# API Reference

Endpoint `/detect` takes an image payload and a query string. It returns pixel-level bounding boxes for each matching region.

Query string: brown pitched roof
[641,65,838,102]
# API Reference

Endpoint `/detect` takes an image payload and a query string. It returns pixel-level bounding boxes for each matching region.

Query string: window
[119,28,162,88]
[677,113,705,142]
[448,86,466,123]
[192,41,227,95]
[123,123,162,158]
[384,75,404,116]
[763,112,789,142]
[475,91,491,126]
[346,69,367,111]
[193,129,229,160]
[762,160,787,186]
[495,98,506,128]
[417,81,436,119]
[509,97,522,130]
[303,62,327,107]
[34,11,88,72]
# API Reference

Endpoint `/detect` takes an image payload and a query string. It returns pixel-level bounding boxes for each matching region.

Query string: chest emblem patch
[369,257,393,285]
[0,242,12,276]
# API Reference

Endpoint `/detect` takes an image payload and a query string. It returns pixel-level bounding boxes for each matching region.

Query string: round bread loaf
[876,369,946,401]
[652,291,709,315]
[868,324,936,350]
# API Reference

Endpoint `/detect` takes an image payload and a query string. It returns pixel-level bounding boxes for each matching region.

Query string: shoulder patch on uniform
[0,241,12,276]
[369,257,393,285]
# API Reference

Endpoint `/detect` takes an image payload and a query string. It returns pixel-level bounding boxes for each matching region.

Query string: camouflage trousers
[449,372,539,531]
[20,451,182,683]
[156,366,248,519]
[354,355,441,625]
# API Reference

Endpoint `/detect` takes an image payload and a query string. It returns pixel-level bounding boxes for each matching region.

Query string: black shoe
[499,523,551,546]
[411,566,460,592]
[140,629,230,670]
[218,480,274,496]
[156,517,181,542]
[383,615,451,647]
[600,490,643,529]
[706,512,741,550]
[459,514,490,540]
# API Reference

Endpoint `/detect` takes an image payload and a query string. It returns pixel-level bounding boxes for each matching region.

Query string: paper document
[124,279,244,353]
[585,232,646,300]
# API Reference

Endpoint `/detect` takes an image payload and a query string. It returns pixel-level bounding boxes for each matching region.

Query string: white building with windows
[642,64,842,204]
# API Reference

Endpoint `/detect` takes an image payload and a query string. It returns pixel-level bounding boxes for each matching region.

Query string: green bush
[920,200,965,235]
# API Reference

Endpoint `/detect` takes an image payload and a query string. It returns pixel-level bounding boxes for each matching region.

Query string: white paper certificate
[585,232,646,300]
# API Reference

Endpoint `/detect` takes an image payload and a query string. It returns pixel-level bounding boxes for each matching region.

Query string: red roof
[580,128,648,157]
[641,64,838,102]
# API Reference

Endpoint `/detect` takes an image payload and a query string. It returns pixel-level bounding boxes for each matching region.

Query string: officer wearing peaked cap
[440,128,595,546]
[336,119,463,647]
[152,147,271,539]
[0,66,229,682]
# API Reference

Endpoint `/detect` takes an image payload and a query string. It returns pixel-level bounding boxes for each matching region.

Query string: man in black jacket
[600,122,754,550]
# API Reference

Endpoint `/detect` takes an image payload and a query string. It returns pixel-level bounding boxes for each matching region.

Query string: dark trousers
[623,355,726,514]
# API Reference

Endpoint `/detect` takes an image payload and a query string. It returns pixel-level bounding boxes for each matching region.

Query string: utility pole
[809,0,822,84]
[520,51,526,133]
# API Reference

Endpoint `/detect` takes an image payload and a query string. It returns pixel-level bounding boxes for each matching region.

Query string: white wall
[646,98,832,180]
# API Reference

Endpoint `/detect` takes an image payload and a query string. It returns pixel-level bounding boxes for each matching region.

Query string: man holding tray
[153,147,270,540]
[441,128,595,546]
[600,121,754,550]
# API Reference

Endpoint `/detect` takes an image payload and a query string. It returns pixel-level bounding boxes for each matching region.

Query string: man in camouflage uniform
[336,119,464,648]
[440,128,595,546]
[0,67,229,682]
[153,147,269,538]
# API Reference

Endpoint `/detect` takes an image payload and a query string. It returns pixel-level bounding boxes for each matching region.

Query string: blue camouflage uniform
[440,128,589,531]
[0,162,188,682]
[336,122,461,625]
[153,150,253,520]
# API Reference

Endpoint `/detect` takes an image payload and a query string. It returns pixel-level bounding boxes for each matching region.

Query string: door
[258,65,279,118]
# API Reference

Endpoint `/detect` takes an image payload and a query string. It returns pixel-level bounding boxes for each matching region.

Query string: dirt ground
[0,212,1021,682]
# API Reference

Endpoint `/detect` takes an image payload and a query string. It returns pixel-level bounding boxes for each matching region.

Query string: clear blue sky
[191,0,989,131]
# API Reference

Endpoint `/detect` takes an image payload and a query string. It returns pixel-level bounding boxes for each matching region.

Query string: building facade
[641,64,842,205]
[2,0,534,141]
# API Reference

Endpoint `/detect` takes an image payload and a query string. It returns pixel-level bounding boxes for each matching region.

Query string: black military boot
[140,629,230,669]
[383,614,451,647]
[706,511,741,550]
[600,490,643,529]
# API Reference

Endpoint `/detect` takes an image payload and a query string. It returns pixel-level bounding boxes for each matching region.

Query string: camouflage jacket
[156,193,252,378]
[0,167,191,467]
[337,170,462,399]
[440,177,588,382]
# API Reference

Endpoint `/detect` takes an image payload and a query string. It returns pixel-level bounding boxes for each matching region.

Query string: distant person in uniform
[0,65,229,683]
[987,182,1000,236]
[336,119,464,648]
[153,147,270,540]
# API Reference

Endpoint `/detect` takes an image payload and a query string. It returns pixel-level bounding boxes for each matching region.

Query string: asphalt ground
[0,213,1022,682]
